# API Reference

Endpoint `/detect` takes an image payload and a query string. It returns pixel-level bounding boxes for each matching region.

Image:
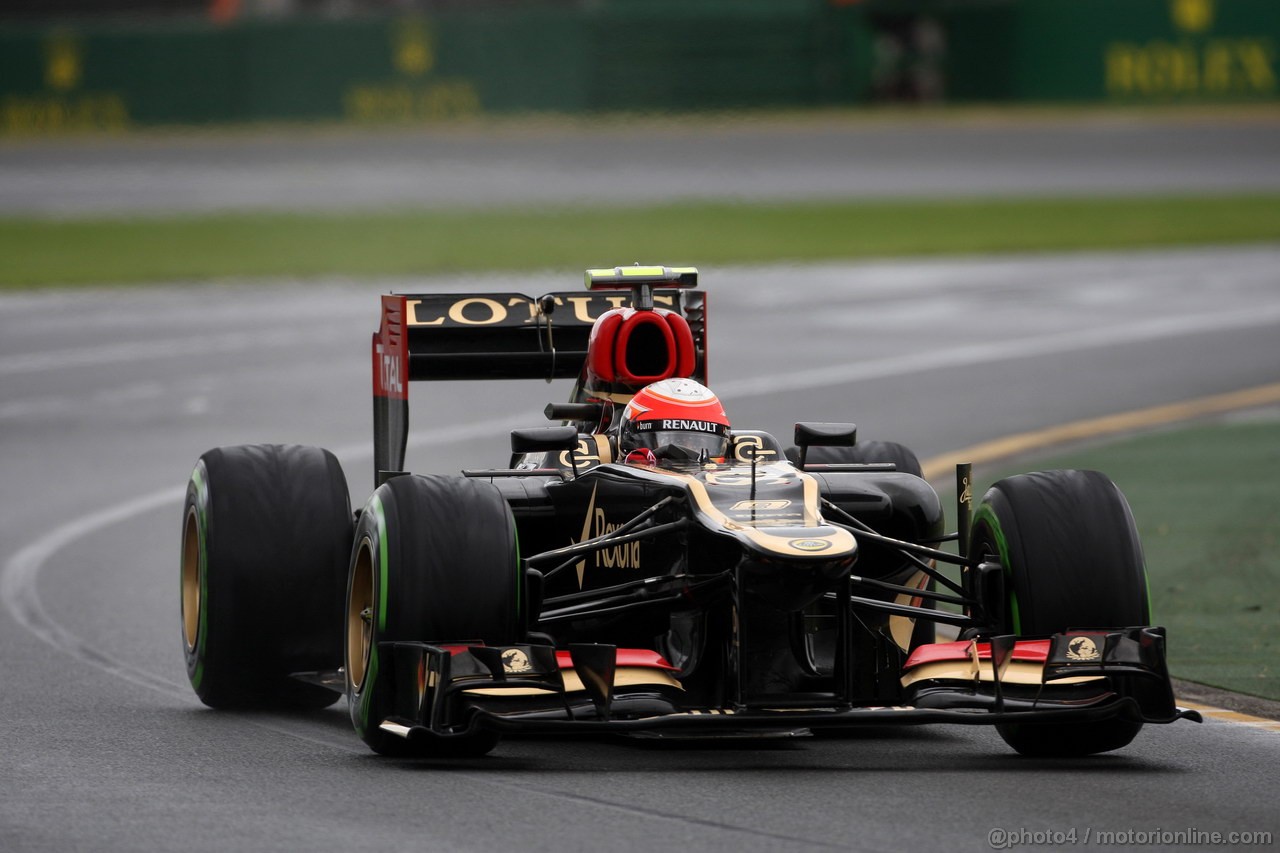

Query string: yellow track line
[1177,702,1280,733]
[921,381,1280,729]
[921,381,1280,481]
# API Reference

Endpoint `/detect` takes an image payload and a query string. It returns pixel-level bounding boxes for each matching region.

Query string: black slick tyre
[346,474,523,758]
[181,444,353,710]
[969,469,1149,757]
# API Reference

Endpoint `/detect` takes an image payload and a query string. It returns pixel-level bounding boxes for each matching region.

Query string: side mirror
[510,426,583,475]
[511,426,580,456]
[793,422,857,470]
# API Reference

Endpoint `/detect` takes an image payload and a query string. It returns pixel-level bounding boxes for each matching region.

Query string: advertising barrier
[0,0,1275,134]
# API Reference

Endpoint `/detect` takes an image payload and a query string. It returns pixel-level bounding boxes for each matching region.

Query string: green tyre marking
[374,494,388,632]
[190,462,210,691]
[972,502,1020,635]
[513,523,522,625]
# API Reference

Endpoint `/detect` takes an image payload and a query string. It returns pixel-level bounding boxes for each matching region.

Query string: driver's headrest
[587,307,696,388]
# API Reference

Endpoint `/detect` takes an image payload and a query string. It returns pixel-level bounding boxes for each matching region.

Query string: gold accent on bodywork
[646,464,855,558]
[592,391,636,404]
[888,570,930,651]
[559,434,614,470]
[574,484,598,589]
[900,660,1101,689]
[464,666,683,696]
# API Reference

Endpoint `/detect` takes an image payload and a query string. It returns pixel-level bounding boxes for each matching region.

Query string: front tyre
[969,469,1149,756]
[182,444,352,709]
[346,474,523,757]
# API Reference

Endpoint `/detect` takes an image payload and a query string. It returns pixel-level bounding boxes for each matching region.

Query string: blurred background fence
[1,0,1276,133]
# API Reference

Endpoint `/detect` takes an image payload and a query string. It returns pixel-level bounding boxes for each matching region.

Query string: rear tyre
[969,469,1149,757]
[346,474,523,758]
[181,444,352,710]
[785,440,923,477]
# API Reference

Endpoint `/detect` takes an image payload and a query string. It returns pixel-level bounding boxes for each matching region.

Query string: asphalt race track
[2,111,1280,215]
[3,115,1280,851]
[3,247,1280,852]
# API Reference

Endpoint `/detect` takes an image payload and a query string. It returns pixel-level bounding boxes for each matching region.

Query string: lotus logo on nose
[1065,636,1101,661]
[789,539,831,552]
[502,649,533,673]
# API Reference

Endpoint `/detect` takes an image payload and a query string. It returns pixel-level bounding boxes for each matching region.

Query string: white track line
[0,417,532,700]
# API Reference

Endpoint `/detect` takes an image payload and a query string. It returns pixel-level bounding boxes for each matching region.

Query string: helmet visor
[627,422,729,459]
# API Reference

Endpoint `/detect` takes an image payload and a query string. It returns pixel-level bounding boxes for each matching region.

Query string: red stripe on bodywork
[903,639,1051,670]
[557,648,679,671]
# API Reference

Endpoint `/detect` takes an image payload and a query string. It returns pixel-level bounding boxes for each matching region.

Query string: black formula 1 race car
[180,265,1200,758]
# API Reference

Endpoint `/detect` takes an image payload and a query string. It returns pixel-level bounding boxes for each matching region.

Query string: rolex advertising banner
[0,3,856,134]
[1006,0,1278,102]
[0,0,1275,135]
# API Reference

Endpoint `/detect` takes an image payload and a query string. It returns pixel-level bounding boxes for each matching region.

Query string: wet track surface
[2,115,1280,850]
[3,249,1280,851]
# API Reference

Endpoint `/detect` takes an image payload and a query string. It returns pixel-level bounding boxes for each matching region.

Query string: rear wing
[373,283,707,482]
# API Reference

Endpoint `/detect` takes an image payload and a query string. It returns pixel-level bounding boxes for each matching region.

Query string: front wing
[369,627,1201,744]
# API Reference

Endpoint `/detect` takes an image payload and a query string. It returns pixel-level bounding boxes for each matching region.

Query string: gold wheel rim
[181,507,201,651]
[347,537,375,690]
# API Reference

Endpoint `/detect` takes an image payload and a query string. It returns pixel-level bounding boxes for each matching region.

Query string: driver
[616,378,730,466]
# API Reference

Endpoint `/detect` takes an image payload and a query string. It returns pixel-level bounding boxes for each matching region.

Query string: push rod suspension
[528,496,679,569]
[537,519,691,582]
[821,500,968,599]
[848,573,973,609]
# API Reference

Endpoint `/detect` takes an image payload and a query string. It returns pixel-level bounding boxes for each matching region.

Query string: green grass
[4,193,1280,287]
[976,419,1280,701]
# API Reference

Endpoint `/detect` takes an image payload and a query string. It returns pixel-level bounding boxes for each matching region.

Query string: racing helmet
[618,378,731,461]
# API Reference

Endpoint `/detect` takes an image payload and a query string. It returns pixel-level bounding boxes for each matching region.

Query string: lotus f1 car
[181,265,1200,758]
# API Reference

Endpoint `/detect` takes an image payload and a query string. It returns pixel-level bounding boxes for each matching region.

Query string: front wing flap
[901,626,1194,725]
[370,626,1199,744]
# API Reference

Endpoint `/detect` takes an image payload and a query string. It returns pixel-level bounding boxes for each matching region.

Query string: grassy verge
[4,193,1280,288]
[973,418,1280,701]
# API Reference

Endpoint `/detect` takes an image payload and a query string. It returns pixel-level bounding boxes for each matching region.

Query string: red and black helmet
[618,378,730,462]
